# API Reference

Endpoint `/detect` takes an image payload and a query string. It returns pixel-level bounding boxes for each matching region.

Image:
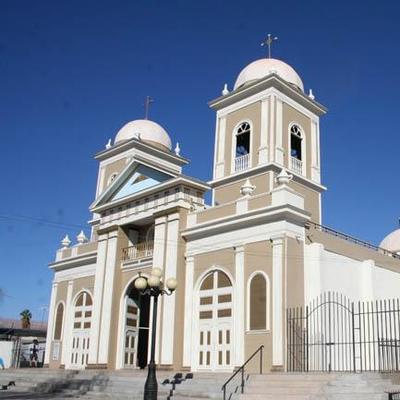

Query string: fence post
[241,367,244,394]
[351,302,356,372]
[223,386,226,400]
[260,346,263,374]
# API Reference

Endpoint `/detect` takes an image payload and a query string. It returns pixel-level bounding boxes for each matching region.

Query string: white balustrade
[290,156,303,175]
[235,154,250,172]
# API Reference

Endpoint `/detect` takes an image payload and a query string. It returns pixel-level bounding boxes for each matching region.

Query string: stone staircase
[239,372,400,400]
[0,369,399,400]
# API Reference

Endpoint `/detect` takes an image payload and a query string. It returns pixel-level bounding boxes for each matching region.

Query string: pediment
[91,160,175,209]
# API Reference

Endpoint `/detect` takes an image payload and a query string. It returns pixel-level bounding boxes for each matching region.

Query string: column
[234,246,245,366]
[258,98,269,164]
[88,233,108,365]
[182,255,194,367]
[275,98,284,165]
[268,95,276,162]
[304,243,323,305]
[271,236,284,369]
[150,216,167,364]
[44,281,58,365]
[61,280,74,366]
[215,116,226,178]
[311,119,321,183]
[160,212,180,365]
[97,229,119,364]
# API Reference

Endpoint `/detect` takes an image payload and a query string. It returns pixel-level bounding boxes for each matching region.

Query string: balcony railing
[122,241,154,262]
[290,156,303,175]
[235,154,250,172]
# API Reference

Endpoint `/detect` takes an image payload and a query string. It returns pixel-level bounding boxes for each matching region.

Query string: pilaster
[182,255,194,367]
[215,116,226,179]
[275,98,284,165]
[44,281,58,364]
[271,236,284,369]
[61,280,74,366]
[160,212,180,365]
[97,229,119,364]
[234,245,245,366]
[258,98,269,165]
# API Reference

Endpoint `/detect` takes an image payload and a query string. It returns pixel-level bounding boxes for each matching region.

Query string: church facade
[44,56,400,372]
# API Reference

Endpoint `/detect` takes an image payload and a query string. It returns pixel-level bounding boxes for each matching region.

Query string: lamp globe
[148,275,161,288]
[151,267,163,278]
[166,277,178,291]
[134,277,147,290]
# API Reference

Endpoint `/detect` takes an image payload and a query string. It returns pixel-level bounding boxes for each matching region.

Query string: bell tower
[208,56,327,223]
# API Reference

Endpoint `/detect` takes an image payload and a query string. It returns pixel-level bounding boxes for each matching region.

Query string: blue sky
[1,0,399,320]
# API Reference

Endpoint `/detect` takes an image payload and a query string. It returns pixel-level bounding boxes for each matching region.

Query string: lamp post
[134,267,178,400]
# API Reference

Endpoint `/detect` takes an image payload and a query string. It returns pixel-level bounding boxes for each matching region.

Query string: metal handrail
[221,345,264,400]
[307,221,400,260]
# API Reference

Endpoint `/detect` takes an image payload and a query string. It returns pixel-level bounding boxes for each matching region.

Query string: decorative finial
[61,234,71,249]
[77,230,88,245]
[240,178,256,196]
[105,138,112,149]
[308,89,315,100]
[144,96,154,120]
[276,168,293,185]
[261,34,278,58]
[174,142,181,156]
[222,83,230,96]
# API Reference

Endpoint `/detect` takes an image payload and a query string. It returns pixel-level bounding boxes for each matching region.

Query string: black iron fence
[287,292,400,372]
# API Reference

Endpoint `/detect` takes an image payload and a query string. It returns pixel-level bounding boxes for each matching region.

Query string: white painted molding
[234,246,245,366]
[44,282,58,364]
[183,256,194,367]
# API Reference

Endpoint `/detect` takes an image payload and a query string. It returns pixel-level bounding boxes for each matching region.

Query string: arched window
[53,303,64,340]
[249,274,267,331]
[290,124,304,174]
[234,122,251,172]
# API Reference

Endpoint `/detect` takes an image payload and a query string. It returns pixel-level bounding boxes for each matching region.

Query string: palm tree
[20,309,32,329]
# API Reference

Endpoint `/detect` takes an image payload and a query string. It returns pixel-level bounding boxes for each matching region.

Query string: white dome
[380,228,400,254]
[234,58,304,92]
[114,119,172,151]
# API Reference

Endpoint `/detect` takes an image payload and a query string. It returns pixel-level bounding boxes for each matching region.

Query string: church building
[44,53,400,373]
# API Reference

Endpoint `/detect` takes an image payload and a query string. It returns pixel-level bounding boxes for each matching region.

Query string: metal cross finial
[261,34,278,58]
[144,96,154,120]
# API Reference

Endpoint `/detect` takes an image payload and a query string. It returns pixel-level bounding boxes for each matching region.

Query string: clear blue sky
[1,0,399,320]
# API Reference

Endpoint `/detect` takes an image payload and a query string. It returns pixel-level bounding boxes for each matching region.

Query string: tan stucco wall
[196,203,236,224]
[244,241,273,372]
[214,171,272,205]
[222,102,262,177]
[100,157,128,193]
[282,102,312,179]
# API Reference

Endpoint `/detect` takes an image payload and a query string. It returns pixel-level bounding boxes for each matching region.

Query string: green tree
[20,309,32,329]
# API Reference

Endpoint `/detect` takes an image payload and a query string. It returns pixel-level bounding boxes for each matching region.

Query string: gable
[111,164,172,201]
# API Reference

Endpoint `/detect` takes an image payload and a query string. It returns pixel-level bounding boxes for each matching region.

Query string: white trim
[98,231,119,364]
[88,235,108,365]
[116,272,151,369]
[269,94,275,162]
[54,263,96,282]
[231,120,253,174]
[246,271,271,332]
[61,280,74,367]
[183,255,194,367]
[288,122,306,177]
[160,213,180,365]
[192,266,235,371]
[275,98,284,165]
[234,246,245,366]
[44,282,58,364]
[271,237,284,367]
[258,97,269,165]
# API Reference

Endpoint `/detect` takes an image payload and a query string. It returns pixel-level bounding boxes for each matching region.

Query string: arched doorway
[70,291,92,369]
[197,270,233,371]
[121,280,150,369]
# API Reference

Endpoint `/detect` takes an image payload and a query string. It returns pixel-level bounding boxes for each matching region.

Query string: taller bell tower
[208,56,327,223]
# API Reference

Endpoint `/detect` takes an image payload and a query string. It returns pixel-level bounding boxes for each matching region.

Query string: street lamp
[134,267,178,400]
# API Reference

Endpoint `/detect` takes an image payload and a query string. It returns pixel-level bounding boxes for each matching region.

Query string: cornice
[49,251,97,271]
[208,74,327,116]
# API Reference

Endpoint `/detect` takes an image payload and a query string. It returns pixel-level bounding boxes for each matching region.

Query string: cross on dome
[261,34,278,58]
